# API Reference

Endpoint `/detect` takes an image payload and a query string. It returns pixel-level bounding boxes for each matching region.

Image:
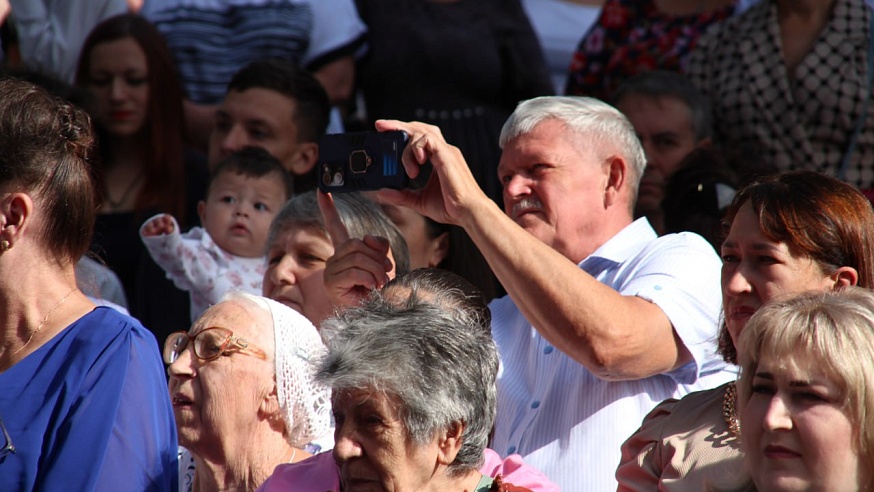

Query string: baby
[141,147,293,321]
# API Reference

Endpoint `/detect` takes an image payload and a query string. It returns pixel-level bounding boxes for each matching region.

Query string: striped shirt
[141,0,366,103]
[490,218,735,491]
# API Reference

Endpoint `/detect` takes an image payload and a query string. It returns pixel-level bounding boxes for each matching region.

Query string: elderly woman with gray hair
[262,190,409,327]
[259,269,558,491]
[165,290,331,492]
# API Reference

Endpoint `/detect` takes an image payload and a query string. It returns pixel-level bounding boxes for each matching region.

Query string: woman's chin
[727,318,750,348]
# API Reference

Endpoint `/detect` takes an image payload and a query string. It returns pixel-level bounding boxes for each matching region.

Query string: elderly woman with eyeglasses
[165,290,331,492]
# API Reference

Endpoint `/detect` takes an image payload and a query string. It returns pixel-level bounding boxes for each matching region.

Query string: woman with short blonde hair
[737,287,874,491]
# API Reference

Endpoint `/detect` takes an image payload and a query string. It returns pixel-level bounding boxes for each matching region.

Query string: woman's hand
[318,192,395,310]
[140,214,175,236]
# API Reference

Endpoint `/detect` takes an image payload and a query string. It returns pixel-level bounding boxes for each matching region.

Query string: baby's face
[199,171,287,258]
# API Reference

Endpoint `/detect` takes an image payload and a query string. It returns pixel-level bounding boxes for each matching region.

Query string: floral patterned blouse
[565,0,736,101]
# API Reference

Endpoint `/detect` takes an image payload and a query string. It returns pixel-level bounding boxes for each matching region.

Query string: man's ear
[435,420,466,467]
[603,155,628,208]
[287,142,319,176]
[696,137,713,149]
[0,192,34,248]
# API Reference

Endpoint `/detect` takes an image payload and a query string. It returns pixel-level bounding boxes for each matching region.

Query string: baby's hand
[141,214,175,236]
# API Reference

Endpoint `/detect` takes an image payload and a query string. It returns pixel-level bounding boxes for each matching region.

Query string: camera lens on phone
[322,165,344,187]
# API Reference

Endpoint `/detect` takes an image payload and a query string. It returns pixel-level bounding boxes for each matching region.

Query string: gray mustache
[511,197,543,218]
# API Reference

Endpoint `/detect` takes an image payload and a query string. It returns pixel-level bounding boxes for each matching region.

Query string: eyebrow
[243,118,270,127]
[720,240,782,252]
[754,371,817,387]
[214,110,271,130]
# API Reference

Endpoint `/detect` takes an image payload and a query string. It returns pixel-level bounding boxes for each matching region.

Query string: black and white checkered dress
[688,0,874,189]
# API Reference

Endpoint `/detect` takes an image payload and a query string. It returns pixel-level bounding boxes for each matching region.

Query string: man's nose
[221,125,248,153]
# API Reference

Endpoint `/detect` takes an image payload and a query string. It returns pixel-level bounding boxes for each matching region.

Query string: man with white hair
[377,96,733,490]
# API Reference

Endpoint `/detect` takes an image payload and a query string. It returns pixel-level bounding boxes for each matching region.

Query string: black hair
[612,70,712,141]
[209,146,294,200]
[227,59,330,143]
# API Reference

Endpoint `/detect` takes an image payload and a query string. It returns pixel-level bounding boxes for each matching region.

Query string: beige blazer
[616,383,749,491]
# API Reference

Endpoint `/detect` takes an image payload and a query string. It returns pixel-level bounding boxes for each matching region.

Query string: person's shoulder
[50,308,163,387]
[625,388,721,440]
[488,294,514,312]
[699,0,767,44]
[666,382,725,410]
[617,382,736,489]
[76,306,137,331]
[644,230,720,261]
[258,452,339,492]
[487,295,523,332]
[75,307,159,348]
[645,383,729,432]
[678,382,730,404]
[628,395,682,439]
[481,449,560,492]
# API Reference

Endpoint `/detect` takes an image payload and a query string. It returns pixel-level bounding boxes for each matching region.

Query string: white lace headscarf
[231,292,331,447]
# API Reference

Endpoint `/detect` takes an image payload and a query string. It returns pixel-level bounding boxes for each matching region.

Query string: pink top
[257,448,560,492]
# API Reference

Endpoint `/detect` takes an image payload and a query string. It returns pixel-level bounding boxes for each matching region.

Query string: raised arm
[139,214,220,294]
[376,120,704,380]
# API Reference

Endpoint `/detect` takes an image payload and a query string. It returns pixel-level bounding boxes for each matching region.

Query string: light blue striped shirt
[141,0,367,103]
[490,218,735,491]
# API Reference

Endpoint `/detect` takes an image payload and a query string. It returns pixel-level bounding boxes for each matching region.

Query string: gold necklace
[104,170,144,210]
[722,381,740,436]
[11,287,79,356]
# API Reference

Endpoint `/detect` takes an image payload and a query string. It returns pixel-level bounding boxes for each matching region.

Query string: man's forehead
[618,94,694,126]
[499,125,581,165]
[221,88,297,120]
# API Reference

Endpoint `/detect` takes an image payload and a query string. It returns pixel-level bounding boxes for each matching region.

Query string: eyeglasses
[0,417,15,459]
[163,327,267,364]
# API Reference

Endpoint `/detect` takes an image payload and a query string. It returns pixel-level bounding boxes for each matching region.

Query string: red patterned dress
[565,0,736,101]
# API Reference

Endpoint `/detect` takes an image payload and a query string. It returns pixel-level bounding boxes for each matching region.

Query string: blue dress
[0,307,178,491]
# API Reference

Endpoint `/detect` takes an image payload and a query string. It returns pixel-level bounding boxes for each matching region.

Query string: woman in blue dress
[0,77,178,491]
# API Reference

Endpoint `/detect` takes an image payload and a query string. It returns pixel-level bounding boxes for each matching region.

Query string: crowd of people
[1,0,874,491]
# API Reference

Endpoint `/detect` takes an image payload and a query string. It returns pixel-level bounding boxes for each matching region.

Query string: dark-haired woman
[75,13,209,332]
[0,78,177,490]
[616,171,874,491]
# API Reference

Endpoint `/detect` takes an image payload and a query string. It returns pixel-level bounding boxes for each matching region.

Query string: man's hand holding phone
[373,119,492,230]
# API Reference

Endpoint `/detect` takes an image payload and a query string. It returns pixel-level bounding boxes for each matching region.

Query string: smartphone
[317,130,409,193]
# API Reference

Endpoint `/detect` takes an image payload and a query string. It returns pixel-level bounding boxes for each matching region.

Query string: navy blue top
[0,307,178,491]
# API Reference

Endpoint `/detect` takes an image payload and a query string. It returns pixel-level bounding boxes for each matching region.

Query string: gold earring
[0,240,9,252]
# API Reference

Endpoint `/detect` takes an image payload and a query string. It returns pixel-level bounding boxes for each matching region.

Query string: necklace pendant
[722,382,740,437]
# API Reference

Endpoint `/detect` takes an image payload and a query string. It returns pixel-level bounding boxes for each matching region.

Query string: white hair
[500,96,647,201]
